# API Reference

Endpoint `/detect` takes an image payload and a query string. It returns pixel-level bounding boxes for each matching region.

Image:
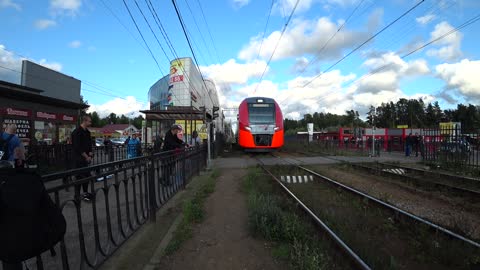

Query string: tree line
[80,96,144,129]
[88,111,145,129]
[284,99,480,135]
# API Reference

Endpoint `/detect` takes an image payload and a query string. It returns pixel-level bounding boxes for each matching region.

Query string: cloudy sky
[0,0,479,121]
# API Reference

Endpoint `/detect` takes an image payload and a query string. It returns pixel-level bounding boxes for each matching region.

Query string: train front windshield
[248,103,275,124]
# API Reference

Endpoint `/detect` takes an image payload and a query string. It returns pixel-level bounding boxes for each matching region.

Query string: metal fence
[1,146,207,270]
[25,144,155,174]
[422,127,480,173]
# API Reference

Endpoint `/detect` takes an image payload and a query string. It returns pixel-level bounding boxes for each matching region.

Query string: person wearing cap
[162,124,186,151]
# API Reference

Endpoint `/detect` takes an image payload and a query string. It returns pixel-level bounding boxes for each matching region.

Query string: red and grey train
[237,97,284,151]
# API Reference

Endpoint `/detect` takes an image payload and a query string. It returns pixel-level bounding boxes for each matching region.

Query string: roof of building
[101,124,138,134]
[141,106,205,120]
[0,80,88,109]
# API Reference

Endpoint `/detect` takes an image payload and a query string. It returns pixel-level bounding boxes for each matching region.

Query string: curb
[142,213,184,270]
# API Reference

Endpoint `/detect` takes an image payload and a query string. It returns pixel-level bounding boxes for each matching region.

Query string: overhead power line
[312,12,480,107]
[99,0,149,54]
[253,0,301,95]
[133,0,170,63]
[183,0,215,64]
[195,0,221,63]
[171,0,214,106]
[298,0,365,76]
[302,0,426,88]
[255,0,275,63]
[122,0,165,75]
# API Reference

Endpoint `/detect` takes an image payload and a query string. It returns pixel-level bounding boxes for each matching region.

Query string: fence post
[147,156,156,222]
[182,149,187,188]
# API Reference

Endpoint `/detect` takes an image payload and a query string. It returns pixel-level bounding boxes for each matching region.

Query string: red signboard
[1,107,32,117]
[169,75,184,83]
[58,114,77,122]
[36,111,57,120]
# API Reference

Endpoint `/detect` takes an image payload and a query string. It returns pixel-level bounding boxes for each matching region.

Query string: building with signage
[0,80,87,145]
[146,57,224,142]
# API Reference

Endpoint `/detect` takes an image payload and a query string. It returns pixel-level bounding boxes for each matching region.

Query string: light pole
[371,107,376,157]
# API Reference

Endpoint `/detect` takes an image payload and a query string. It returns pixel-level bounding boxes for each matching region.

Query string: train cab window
[248,103,275,124]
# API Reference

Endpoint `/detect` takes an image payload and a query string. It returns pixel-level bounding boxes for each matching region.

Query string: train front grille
[254,134,273,146]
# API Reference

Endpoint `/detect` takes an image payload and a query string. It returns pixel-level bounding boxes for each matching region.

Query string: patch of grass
[244,166,346,270]
[163,170,218,255]
[272,243,290,260]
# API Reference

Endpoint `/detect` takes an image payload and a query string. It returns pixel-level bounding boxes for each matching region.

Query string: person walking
[0,124,21,163]
[71,115,94,201]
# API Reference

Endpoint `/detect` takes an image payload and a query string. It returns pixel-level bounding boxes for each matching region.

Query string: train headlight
[274,126,280,131]
[245,126,251,131]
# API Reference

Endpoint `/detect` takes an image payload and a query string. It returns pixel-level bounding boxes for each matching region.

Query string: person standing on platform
[71,115,94,201]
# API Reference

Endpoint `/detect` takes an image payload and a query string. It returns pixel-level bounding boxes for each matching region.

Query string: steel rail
[350,162,480,199]
[256,157,372,270]
[266,153,480,248]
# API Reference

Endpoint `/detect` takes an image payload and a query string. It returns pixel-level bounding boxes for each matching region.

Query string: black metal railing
[25,144,155,174]
[3,145,207,270]
[423,127,479,173]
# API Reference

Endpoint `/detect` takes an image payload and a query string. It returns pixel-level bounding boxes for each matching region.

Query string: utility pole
[371,107,376,157]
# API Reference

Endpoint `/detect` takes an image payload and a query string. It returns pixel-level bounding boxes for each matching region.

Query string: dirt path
[158,168,286,270]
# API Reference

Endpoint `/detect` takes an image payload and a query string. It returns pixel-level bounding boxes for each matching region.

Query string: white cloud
[87,96,147,118]
[68,40,82,48]
[232,0,250,8]
[436,59,480,100]
[426,21,463,61]
[416,14,436,25]
[50,0,82,16]
[274,0,315,15]
[34,19,57,30]
[238,11,381,62]
[356,52,430,94]
[200,59,268,85]
[38,59,62,72]
[0,0,20,10]
[0,44,22,84]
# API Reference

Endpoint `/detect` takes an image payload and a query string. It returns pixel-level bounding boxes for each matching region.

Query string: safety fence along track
[256,155,480,270]
[3,146,207,270]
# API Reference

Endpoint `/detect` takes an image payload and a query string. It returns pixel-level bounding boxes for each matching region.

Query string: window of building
[34,121,57,145]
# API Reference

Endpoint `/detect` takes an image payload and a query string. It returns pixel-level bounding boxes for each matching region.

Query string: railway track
[255,154,480,270]
[343,162,480,203]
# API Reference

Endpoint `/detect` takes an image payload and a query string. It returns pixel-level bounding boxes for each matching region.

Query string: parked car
[439,140,471,154]
[111,138,126,147]
[95,138,104,147]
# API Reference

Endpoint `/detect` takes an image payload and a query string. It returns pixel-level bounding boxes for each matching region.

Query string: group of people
[405,132,422,157]
[153,124,202,153]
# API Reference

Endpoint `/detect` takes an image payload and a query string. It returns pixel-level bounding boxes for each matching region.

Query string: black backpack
[0,168,67,263]
[0,133,14,161]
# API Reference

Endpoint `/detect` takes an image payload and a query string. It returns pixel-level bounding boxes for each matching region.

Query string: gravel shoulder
[308,164,480,241]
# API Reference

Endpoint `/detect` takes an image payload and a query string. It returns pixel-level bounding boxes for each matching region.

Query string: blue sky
[0,0,479,120]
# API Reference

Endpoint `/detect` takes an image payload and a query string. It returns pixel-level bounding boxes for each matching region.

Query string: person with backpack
[0,124,21,163]
[0,159,66,269]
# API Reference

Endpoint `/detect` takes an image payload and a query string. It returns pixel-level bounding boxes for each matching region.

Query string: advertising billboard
[169,59,185,84]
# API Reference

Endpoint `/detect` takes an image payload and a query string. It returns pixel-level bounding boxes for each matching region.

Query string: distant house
[101,124,139,137]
